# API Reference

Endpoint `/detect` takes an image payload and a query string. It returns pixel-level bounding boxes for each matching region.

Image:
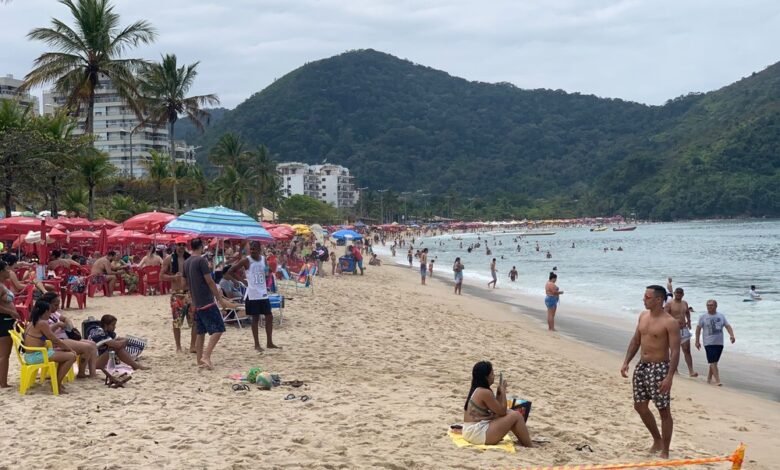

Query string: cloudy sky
[2,0,780,109]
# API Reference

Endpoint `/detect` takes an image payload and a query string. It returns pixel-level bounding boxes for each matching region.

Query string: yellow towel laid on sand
[447,431,516,453]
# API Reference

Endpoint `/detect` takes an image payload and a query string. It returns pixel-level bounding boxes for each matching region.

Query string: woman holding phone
[461,361,532,446]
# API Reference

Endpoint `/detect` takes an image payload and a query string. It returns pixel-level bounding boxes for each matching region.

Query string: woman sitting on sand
[23,300,77,392]
[43,292,99,378]
[87,315,149,372]
[462,361,532,447]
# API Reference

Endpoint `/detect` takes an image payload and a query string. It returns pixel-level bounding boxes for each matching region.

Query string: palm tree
[22,0,156,135]
[144,150,170,210]
[209,132,246,169]
[108,194,136,221]
[212,166,247,210]
[35,112,80,218]
[249,145,277,212]
[77,147,115,218]
[62,187,89,216]
[0,99,33,216]
[138,54,219,214]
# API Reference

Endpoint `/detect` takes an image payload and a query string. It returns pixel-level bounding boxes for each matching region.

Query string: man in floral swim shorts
[162,238,195,353]
[621,285,680,459]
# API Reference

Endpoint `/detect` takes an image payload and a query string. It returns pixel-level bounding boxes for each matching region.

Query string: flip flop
[300,395,311,402]
[576,444,594,452]
[282,380,304,388]
[232,384,250,392]
[284,393,297,400]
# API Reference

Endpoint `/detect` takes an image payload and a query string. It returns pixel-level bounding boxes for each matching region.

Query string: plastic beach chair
[9,331,61,395]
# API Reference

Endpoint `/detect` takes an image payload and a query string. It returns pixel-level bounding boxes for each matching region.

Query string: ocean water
[379,220,780,362]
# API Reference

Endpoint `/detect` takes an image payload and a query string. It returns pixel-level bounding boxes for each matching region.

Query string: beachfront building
[0,74,40,115]
[277,162,357,208]
[42,76,196,178]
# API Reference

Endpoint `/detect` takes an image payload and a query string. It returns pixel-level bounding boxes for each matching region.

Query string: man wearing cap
[162,237,195,353]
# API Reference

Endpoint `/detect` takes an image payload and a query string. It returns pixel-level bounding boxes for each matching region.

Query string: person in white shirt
[748,285,762,301]
[695,300,736,386]
[225,241,280,352]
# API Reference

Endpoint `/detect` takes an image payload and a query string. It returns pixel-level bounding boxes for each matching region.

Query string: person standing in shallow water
[487,258,497,289]
[663,282,698,378]
[544,272,563,331]
[621,285,680,459]
[419,248,428,285]
[453,257,464,295]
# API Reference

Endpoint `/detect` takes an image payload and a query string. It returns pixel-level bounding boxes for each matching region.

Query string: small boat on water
[613,226,637,232]
[590,226,608,232]
[517,231,556,236]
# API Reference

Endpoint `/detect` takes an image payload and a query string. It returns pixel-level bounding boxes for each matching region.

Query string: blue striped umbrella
[163,206,273,241]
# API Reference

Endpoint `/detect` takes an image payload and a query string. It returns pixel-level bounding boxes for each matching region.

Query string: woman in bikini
[545,272,564,331]
[42,292,99,378]
[462,361,532,447]
[0,260,23,388]
[23,300,77,392]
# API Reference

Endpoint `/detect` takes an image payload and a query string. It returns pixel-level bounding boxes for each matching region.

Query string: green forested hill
[197,49,780,219]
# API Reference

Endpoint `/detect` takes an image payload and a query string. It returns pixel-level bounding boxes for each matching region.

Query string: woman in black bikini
[462,361,532,446]
[0,260,23,388]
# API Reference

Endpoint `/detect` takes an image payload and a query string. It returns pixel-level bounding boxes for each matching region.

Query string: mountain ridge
[195,49,780,219]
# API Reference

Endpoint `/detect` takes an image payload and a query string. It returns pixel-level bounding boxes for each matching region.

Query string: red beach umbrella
[57,217,93,230]
[96,227,108,255]
[122,212,176,234]
[108,229,153,245]
[92,218,119,229]
[0,217,56,237]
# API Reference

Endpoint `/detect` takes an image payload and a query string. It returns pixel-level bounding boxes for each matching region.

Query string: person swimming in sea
[748,285,762,301]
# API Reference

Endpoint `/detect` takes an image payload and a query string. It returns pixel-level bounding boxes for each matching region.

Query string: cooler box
[339,256,355,273]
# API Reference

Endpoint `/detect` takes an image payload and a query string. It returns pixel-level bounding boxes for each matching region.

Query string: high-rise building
[43,76,196,178]
[277,162,357,208]
[0,74,40,115]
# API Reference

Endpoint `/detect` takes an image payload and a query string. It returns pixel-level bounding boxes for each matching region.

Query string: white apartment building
[42,76,196,178]
[0,74,39,115]
[277,162,357,208]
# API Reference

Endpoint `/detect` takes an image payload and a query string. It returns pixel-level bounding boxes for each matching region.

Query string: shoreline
[380,262,779,467]
[410,264,780,402]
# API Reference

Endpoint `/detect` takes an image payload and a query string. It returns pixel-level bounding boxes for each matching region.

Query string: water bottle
[109,351,117,369]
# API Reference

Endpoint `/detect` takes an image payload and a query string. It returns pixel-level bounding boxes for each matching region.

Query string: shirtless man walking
[621,285,681,459]
[161,239,195,353]
[487,258,497,289]
[664,284,698,377]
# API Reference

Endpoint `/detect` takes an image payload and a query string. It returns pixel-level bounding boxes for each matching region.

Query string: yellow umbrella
[291,224,311,235]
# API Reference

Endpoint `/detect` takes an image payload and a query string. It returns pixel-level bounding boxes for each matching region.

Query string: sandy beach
[2,263,778,469]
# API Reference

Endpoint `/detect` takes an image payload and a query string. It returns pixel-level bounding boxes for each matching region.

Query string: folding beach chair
[260,294,285,327]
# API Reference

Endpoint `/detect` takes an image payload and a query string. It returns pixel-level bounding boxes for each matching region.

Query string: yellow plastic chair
[13,323,76,383]
[9,330,60,395]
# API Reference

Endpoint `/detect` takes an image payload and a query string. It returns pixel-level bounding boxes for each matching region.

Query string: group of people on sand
[161,238,281,370]
[0,257,149,391]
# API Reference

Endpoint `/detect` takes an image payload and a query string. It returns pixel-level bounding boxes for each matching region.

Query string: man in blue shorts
[183,238,226,370]
[695,299,735,386]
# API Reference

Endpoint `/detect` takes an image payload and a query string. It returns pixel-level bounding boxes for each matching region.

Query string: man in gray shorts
[664,283,698,377]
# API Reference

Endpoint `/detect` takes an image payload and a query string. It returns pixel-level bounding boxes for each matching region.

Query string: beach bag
[125,335,147,359]
[507,396,532,422]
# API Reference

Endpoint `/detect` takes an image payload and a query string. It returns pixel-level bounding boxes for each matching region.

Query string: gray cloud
[2,0,779,108]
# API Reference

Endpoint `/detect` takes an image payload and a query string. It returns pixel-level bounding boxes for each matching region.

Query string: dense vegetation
[196,49,780,220]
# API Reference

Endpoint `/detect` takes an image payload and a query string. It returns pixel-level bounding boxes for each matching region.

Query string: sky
[2,0,780,109]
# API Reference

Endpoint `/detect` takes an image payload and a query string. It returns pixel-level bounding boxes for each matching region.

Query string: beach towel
[447,430,516,453]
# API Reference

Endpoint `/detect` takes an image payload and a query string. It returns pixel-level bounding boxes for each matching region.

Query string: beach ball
[247,367,262,383]
[255,372,273,390]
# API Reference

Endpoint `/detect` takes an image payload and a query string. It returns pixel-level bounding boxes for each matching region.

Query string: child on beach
[428,260,434,277]
[330,251,337,276]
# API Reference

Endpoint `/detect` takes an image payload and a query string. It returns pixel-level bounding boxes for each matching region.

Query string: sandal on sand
[576,444,594,452]
[282,380,304,388]
[103,371,132,388]
[284,393,311,402]
[232,384,250,392]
